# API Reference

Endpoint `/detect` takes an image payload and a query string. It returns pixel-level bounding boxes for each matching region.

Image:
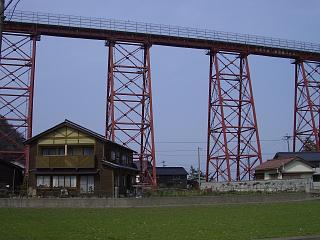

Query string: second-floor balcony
[36,155,95,168]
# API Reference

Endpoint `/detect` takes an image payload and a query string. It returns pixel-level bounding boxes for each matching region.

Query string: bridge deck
[3,10,320,61]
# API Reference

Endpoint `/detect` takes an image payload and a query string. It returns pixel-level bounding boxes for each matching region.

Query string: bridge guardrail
[4,10,320,54]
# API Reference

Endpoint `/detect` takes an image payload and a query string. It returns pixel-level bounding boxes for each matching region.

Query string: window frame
[52,175,77,188]
[121,154,127,165]
[111,151,116,161]
[36,175,51,188]
[41,146,65,156]
[68,145,94,156]
[80,175,95,194]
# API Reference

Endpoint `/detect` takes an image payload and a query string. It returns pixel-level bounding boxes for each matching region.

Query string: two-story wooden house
[25,120,138,197]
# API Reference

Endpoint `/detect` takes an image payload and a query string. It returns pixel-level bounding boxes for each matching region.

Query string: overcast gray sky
[17,0,320,170]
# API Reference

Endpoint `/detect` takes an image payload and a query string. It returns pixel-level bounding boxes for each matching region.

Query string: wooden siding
[36,155,95,168]
[37,126,95,145]
[99,166,114,197]
[27,122,135,196]
[104,142,134,167]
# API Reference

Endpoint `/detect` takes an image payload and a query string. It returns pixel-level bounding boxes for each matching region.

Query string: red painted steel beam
[106,42,157,186]
[206,52,262,182]
[0,32,38,172]
[4,22,320,62]
[293,60,320,151]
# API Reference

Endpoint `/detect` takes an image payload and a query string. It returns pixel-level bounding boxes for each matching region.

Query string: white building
[254,157,314,180]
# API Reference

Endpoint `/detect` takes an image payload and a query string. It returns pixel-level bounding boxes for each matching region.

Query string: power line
[7,0,21,21]
[154,152,276,157]
[0,0,13,17]
[156,149,204,152]
[155,138,289,144]
[156,148,286,153]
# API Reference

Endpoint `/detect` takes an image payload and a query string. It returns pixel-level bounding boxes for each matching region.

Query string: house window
[121,155,127,165]
[64,176,76,187]
[36,176,50,188]
[80,176,94,194]
[53,176,77,188]
[111,151,116,161]
[83,147,94,156]
[122,175,126,187]
[69,147,82,156]
[58,176,65,187]
[71,176,77,187]
[52,176,58,187]
[42,147,65,156]
[116,152,120,162]
[68,146,94,156]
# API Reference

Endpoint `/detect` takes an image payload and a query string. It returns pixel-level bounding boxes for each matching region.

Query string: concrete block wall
[201,178,313,193]
[0,192,316,208]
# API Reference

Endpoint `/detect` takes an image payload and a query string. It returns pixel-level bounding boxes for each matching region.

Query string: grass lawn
[0,201,320,240]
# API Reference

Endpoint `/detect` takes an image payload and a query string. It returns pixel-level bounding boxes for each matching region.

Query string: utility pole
[0,0,4,55]
[197,147,201,188]
[283,134,292,152]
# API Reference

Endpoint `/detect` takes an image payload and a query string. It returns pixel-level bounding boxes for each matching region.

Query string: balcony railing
[36,155,95,168]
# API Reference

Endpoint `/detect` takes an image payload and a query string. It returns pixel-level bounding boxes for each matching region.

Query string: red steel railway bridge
[1,10,320,185]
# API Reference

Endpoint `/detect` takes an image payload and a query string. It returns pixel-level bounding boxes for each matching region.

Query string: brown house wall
[26,125,135,197]
[28,143,38,189]
[104,143,133,165]
[94,140,104,168]
[99,166,114,197]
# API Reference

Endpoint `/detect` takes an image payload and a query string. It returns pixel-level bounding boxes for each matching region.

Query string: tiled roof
[274,152,320,162]
[102,160,138,172]
[255,158,296,171]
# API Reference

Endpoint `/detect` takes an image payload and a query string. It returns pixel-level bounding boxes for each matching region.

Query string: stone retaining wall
[201,179,313,192]
[0,192,317,208]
